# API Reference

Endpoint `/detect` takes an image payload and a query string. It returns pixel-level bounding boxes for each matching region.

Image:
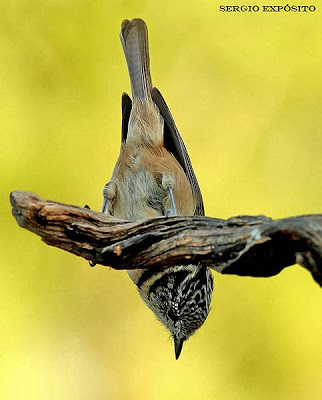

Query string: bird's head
[138,264,214,359]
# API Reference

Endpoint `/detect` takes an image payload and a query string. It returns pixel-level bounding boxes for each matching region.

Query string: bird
[101,18,214,359]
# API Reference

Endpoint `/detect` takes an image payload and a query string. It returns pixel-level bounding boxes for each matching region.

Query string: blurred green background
[1,1,322,399]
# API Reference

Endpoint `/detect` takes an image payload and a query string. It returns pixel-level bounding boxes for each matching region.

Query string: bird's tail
[120,19,152,100]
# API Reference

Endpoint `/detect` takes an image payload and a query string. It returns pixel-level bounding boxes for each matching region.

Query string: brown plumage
[101,19,213,359]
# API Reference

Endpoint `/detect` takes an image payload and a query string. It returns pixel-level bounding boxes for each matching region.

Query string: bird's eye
[167,309,178,322]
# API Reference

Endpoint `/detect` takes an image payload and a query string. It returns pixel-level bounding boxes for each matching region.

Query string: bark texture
[10,191,322,286]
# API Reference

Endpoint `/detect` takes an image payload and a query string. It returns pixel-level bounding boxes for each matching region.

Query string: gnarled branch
[10,191,322,286]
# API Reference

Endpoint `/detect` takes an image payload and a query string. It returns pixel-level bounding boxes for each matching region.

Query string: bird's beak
[174,337,184,360]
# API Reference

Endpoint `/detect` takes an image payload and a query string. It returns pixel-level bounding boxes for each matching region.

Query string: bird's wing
[152,87,205,216]
[121,92,132,142]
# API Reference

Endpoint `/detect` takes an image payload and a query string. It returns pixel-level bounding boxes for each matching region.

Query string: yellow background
[1,1,322,399]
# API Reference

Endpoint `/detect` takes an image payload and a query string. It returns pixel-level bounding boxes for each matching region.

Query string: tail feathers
[120,19,152,100]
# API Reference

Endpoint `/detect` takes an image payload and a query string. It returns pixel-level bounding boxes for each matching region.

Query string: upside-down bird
[101,18,213,359]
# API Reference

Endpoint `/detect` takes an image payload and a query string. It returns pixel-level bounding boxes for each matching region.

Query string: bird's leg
[162,173,178,217]
[167,187,178,216]
[102,181,116,215]
[86,182,116,268]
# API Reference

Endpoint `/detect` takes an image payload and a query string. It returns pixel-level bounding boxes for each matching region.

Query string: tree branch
[10,191,322,286]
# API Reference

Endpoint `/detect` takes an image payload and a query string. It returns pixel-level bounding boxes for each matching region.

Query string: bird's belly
[113,168,165,220]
